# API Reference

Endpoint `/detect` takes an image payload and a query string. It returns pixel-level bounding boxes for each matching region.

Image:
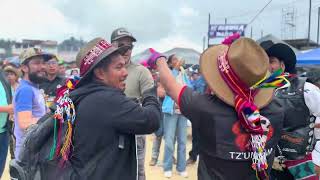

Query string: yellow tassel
[60,121,72,160]
[67,80,73,89]
[251,72,268,89]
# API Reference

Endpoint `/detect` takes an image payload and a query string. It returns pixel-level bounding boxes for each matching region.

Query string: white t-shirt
[303,82,320,166]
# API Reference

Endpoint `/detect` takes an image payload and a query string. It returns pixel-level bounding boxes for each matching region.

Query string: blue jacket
[162,69,191,115]
[191,75,207,94]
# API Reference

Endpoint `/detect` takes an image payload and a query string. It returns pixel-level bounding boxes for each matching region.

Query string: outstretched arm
[156,57,183,103]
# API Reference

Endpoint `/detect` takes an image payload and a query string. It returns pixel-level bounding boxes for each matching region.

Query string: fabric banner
[208,24,247,38]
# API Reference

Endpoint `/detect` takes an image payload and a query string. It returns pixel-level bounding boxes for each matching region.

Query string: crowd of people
[0,29,319,180]
[0,48,78,174]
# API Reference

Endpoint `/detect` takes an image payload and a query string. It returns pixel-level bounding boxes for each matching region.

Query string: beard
[29,72,47,84]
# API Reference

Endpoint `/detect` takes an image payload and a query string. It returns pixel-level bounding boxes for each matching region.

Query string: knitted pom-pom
[222,33,241,45]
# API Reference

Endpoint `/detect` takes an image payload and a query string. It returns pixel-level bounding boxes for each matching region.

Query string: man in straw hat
[146,35,289,180]
[13,47,54,160]
[3,65,19,159]
[68,37,160,179]
[260,40,320,179]
[3,65,20,92]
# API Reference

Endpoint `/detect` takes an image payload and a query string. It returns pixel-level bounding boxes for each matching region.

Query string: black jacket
[40,76,65,98]
[69,80,160,180]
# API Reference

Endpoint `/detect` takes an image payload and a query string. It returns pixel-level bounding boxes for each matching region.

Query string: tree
[58,37,86,51]
[0,39,14,57]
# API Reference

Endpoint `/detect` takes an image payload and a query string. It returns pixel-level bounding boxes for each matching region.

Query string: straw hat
[4,65,20,77]
[75,37,126,85]
[200,37,274,108]
[19,47,55,64]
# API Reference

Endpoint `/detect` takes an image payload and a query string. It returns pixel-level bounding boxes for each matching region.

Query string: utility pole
[208,13,211,48]
[225,18,227,24]
[203,36,206,52]
[250,26,253,38]
[307,0,312,47]
[261,30,264,38]
[317,7,320,46]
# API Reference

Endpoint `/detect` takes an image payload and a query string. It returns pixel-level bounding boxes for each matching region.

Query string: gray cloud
[54,0,178,43]
[3,0,317,50]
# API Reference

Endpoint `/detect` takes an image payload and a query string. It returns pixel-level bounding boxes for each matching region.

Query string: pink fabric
[140,60,150,68]
[222,33,241,45]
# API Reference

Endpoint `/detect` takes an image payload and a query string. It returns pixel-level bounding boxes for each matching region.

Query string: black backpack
[9,109,77,180]
[9,80,109,180]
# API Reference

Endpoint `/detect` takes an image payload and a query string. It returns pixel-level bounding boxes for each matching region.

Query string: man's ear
[21,64,29,74]
[93,68,104,81]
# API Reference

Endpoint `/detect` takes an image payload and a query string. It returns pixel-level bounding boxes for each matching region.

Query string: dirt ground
[1,128,197,180]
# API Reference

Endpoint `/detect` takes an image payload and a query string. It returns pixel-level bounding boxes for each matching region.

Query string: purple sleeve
[15,87,33,112]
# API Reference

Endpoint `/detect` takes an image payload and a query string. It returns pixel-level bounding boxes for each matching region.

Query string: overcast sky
[0,0,319,54]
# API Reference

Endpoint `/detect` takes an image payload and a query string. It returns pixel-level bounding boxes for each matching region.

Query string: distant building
[256,34,300,54]
[283,39,318,50]
[58,50,78,63]
[11,39,58,56]
[132,47,201,65]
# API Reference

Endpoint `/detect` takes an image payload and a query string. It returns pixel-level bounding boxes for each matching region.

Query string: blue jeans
[163,113,187,172]
[152,116,163,159]
[151,136,162,160]
[0,131,9,177]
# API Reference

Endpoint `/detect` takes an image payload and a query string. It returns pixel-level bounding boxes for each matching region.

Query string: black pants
[270,169,294,180]
[188,125,200,161]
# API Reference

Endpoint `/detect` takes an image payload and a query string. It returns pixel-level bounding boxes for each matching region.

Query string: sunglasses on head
[119,43,134,50]
[117,44,134,55]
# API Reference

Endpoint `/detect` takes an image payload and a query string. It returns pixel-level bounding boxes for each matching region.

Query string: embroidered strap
[217,49,262,134]
[217,48,268,179]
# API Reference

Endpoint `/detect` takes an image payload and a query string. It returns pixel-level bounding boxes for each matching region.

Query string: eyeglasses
[46,61,58,65]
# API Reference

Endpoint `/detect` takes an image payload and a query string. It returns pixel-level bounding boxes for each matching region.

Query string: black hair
[95,54,115,71]
[88,52,120,81]
[20,59,31,77]
[167,54,176,69]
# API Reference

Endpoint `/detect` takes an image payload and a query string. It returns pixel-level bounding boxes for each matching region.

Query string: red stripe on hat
[80,40,112,77]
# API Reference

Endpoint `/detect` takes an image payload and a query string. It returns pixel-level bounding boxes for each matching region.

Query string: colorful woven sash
[217,49,269,180]
[49,76,80,165]
[217,34,291,180]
